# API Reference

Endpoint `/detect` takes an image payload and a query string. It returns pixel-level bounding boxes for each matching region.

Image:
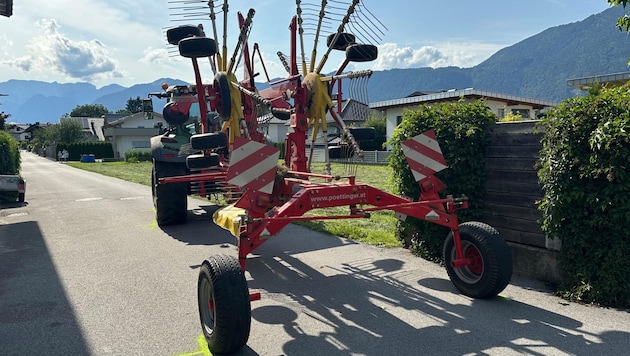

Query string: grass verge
[67,160,401,248]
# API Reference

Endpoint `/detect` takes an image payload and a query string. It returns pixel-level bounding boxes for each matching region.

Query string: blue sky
[0,0,614,88]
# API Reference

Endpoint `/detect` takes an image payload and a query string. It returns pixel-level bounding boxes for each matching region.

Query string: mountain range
[2,6,629,124]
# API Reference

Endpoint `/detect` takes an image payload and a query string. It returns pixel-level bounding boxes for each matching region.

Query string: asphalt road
[1,152,629,356]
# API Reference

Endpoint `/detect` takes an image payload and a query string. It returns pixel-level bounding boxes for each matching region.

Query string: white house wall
[119,114,166,129]
[114,135,153,158]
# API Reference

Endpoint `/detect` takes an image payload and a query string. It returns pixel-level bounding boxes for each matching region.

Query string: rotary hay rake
[153,1,513,353]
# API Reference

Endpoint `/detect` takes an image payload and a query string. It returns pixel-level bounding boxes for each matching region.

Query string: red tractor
[152,1,513,353]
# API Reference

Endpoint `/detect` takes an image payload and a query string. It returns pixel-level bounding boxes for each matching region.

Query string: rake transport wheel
[444,222,513,299]
[178,36,218,58]
[152,160,188,226]
[166,25,203,45]
[198,254,251,354]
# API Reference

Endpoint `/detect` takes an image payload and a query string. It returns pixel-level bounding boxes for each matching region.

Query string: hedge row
[0,130,20,175]
[387,100,497,261]
[56,141,114,161]
[125,149,152,163]
[538,84,630,307]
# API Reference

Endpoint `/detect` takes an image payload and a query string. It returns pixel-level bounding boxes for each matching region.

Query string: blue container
[88,154,95,163]
[81,154,89,163]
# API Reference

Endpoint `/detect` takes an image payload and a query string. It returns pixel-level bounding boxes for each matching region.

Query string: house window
[131,141,150,148]
[396,115,403,126]
[511,109,530,119]
[498,108,505,118]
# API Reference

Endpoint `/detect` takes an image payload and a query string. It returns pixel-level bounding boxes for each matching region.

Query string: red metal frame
[159,10,475,287]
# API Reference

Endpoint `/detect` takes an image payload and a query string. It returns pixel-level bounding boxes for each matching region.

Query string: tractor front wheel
[444,222,512,298]
[198,254,251,354]
[152,160,188,226]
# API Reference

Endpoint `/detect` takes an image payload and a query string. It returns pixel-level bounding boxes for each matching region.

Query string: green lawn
[67,160,402,247]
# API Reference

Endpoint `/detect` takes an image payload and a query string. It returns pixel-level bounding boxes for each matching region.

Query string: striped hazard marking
[401,130,448,182]
[227,137,280,194]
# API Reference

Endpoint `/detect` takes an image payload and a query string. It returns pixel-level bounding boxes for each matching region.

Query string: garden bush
[125,149,152,163]
[388,100,497,261]
[538,84,630,307]
[0,130,20,175]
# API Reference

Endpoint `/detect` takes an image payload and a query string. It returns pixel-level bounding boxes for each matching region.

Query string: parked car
[0,175,26,202]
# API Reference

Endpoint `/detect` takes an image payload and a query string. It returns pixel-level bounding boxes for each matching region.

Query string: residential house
[369,88,557,144]
[7,124,31,142]
[566,71,630,90]
[103,112,167,159]
[60,116,106,141]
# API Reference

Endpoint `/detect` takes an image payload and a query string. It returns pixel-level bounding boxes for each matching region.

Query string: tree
[32,120,87,147]
[125,96,144,114]
[360,114,387,151]
[69,104,110,117]
[609,1,630,30]
[0,111,9,131]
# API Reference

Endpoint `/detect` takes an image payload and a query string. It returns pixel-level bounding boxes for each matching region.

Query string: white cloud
[140,47,171,64]
[2,19,123,82]
[373,42,505,70]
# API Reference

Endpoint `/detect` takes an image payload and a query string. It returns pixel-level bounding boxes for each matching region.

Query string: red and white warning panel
[401,130,448,182]
[227,137,280,194]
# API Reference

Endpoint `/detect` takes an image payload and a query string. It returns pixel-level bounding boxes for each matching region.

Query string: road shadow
[0,200,28,209]
[0,221,90,355]
[160,204,358,256]
[246,237,629,355]
[158,204,237,247]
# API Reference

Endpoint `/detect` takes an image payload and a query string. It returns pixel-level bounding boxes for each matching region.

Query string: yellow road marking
[175,335,211,356]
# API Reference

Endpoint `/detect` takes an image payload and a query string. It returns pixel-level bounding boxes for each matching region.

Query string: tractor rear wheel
[198,254,251,354]
[152,160,188,226]
[443,222,512,298]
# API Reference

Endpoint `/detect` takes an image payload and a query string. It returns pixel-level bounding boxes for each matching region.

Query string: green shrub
[360,115,387,151]
[0,130,20,175]
[538,84,630,307]
[387,100,497,261]
[274,141,285,160]
[125,149,152,163]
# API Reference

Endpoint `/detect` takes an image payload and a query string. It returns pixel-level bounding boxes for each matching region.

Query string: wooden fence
[481,121,559,251]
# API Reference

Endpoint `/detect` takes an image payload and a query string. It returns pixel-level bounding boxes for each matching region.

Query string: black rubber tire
[444,221,513,299]
[214,72,232,120]
[328,145,352,159]
[348,127,376,141]
[190,132,228,150]
[198,254,251,354]
[187,153,220,170]
[166,25,202,45]
[327,32,356,50]
[18,193,25,202]
[162,101,190,125]
[346,43,378,62]
[153,160,188,226]
[179,37,218,58]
